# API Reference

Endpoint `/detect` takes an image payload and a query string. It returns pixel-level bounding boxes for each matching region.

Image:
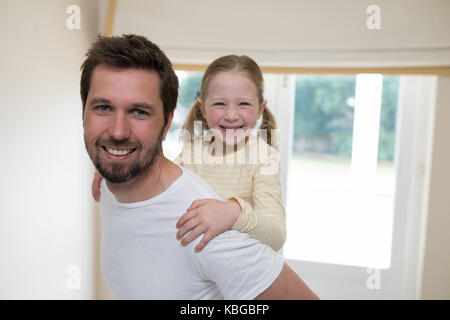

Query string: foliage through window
[293,75,398,161]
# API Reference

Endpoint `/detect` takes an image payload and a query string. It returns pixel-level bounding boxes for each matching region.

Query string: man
[81,34,318,300]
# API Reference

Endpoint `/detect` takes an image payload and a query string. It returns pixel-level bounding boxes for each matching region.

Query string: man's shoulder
[177,165,223,200]
[194,228,281,262]
[190,228,285,300]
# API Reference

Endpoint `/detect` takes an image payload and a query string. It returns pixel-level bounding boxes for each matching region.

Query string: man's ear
[162,111,175,140]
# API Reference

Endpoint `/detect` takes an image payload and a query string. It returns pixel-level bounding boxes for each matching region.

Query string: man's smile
[101,146,138,161]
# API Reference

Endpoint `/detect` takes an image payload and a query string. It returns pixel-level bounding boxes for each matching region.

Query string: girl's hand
[176,198,242,252]
[92,171,103,202]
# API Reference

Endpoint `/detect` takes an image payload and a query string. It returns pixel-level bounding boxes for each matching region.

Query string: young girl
[93,55,286,253]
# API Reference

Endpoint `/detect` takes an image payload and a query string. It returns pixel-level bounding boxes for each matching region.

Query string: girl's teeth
[223,127,243,131]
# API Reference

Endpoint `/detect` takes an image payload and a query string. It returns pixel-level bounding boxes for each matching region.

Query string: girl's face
[199,71,266,147]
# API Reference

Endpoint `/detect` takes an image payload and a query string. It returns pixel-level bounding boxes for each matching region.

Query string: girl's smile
[199,71,266,147]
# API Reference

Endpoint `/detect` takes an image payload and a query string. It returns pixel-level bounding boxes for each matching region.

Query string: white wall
[0,0,99,299]
[112,0,450,67]
[420,76,450,299]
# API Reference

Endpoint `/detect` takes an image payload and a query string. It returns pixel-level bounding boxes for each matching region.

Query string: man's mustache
[95,138,142,149]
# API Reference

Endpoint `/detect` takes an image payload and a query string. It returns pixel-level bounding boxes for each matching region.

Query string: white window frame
[268,73,437,299]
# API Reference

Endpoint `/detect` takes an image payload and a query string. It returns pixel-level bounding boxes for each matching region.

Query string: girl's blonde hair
[182,55,277,148]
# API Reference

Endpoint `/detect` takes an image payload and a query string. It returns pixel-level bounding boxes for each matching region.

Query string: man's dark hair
[80,34,179,125]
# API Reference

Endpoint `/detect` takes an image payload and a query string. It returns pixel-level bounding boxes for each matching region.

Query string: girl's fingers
[180,225,208,247]
[176,217,200,240]
[194,232,214,252]
[176,209,197,229]
[187,198,209,210]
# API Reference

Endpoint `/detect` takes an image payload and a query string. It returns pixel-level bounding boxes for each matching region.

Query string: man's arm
[254,263,319,300]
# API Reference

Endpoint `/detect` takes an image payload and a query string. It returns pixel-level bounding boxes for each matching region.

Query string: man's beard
[85,127,165,184]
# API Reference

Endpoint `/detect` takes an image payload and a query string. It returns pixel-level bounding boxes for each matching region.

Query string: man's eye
[133,109,148,116]
[96,105,111,112]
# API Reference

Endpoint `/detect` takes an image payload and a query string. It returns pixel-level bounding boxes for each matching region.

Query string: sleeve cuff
[229,197,249,232]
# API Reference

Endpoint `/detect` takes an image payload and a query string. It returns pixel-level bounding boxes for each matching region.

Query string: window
[163,70,203,160]
[284,74,399,269]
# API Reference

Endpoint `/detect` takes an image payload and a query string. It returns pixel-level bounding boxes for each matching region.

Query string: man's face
[83,64,171,184]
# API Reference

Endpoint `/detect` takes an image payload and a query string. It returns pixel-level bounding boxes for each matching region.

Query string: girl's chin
[213,134,247,148]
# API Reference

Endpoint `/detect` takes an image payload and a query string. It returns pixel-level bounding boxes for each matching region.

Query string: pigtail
[182,98,208,143]
[259,107,278,150]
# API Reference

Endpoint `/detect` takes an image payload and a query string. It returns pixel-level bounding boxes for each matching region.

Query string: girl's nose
[224,105,239,121]
[109,113,131,140]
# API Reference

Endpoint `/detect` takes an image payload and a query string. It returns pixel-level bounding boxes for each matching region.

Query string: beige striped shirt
[174,136,286,251]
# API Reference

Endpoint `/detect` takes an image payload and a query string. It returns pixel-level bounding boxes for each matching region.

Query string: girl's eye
[239,102,251,107]
[213,102,225,107]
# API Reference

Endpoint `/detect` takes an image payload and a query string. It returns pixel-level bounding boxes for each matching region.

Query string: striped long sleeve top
[174,136,286,251]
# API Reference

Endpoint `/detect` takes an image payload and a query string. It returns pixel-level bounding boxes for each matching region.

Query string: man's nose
[109,113,131,140]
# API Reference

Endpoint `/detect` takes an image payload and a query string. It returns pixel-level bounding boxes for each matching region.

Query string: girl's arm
[231,153,286,252]
[174,150,243,252]
[176,198,242,252]
[172,153,182,165]
[176,152,286,253]
[92,171,103,202]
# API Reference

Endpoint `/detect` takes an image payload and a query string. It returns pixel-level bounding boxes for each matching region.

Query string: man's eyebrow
[130,103,155,112]
[89,97,111,106]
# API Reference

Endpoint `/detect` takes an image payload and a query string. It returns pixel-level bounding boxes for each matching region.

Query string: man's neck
[106,155,182,203]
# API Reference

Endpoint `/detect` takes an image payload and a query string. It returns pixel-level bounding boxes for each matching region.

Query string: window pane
[284,75,399,269]
[163,70,203,160]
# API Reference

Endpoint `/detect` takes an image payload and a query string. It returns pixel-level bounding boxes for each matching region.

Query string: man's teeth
[106,148,133,156]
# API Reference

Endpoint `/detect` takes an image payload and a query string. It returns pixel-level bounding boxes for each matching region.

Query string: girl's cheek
[241,108,259,125]
[206,109,224,125]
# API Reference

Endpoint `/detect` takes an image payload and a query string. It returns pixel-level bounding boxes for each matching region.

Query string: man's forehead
[88,64,162,106]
